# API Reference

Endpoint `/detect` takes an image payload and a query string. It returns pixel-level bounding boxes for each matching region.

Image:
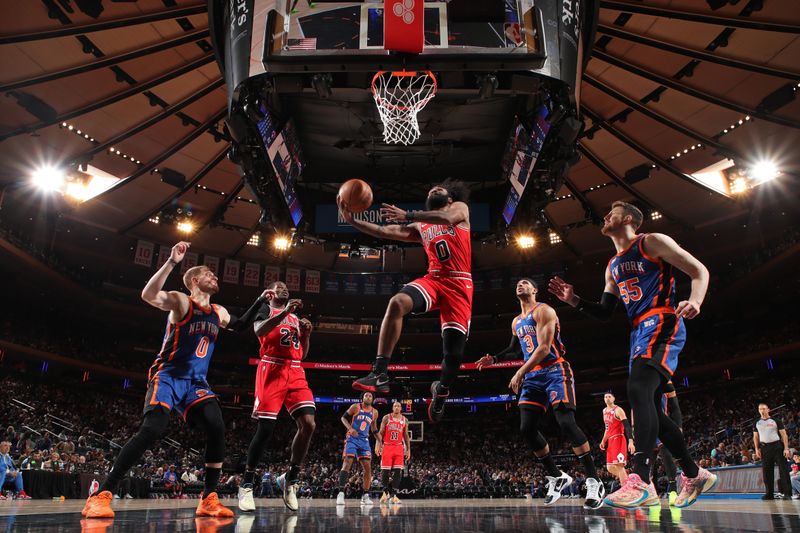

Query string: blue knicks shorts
[629,312,686,378]
[518,361,576,411]
[343,437,372,460]
[144,374,216,419]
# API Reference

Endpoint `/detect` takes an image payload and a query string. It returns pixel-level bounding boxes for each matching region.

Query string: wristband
[406,211,415,221]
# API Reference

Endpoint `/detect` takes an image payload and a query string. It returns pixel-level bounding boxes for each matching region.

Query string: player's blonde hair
[183,265,209,290]
[611,201,644,230]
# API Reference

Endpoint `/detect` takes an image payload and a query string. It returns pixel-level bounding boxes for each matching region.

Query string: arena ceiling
[1,0,799,267]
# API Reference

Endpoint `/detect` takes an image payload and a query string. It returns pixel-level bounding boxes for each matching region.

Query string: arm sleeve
[493,335,522,362]
[576,292,619,321]
[667,396,683,428]
[226,297,268,331]
[622,418,632,440]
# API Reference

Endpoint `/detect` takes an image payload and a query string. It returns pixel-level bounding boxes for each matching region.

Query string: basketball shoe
[352,373,390,395]
[277,474,299,511]
[673,468,717,508]
[603,474,658,509]
[83,491,115,518]
[544,471,573,505]
[428,381,448,422]
[196,492,234,517]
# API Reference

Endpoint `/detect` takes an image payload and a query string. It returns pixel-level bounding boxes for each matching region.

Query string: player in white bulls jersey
[375,401,410,504]
[339,179,472,422]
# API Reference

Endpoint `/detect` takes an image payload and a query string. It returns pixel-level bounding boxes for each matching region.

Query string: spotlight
[64,182,90,202]
[749,160,780,184]
[650,211,662,220]
[548,231,561,244]
[273,235,291,251]
[31,166,66,191]
[177,221,194,233]
[247,233,261,247]
[729,176,748,194]
[148,216,160,224]
[516,235,535,249]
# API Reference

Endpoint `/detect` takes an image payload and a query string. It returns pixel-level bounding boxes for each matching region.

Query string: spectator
[42,451,63,472]
[20,451,43,470]
[754,403,793,500]
[0,441,31,500]
[259,471,275,498]
[710,442,728,466]
[790,452,800,500]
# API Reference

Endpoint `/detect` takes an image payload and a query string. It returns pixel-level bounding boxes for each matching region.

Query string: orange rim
[371,70,437,111]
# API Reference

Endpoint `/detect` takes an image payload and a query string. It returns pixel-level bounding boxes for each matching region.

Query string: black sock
[243,470,255,486]
[632,452,652,484]
[382,469,392,495]
[204,467,221,498]
[287,464,300,484]
[577,451,597,479]
[374,356,389,374]
[337,470,349,490]
[537,454,561,477]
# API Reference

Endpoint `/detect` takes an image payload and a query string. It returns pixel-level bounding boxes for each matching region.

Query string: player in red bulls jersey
[375,401,411,504]
[83,242,265,519]
[549,201,717,508]
[474,278,605,509]
[238,281,314,513]
[338,179,472,422]
[600,393,634,485]
[335,392,379,507]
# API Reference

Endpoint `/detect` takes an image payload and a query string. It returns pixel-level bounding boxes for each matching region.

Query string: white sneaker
[238,485,256,512]
[113,494,120,500]
[544,471,574,505]
[124,493,134,499]
[360,493,373,506]
[336,491,346,506]
[277,474,299,512]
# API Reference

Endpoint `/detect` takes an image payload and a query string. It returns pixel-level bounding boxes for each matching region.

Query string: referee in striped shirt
[753,403,792,500]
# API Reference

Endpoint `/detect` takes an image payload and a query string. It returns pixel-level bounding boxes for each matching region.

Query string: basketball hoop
[371,70,437,145]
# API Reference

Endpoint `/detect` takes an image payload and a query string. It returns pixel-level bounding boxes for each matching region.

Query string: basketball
[338,179,373,213]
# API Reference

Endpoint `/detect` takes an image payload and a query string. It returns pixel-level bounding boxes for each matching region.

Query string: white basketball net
[371,71,437,145]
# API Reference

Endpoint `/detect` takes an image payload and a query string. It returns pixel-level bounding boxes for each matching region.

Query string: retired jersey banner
[156,245,171,268]
[223,259,240,284]
[363,274,378,295]
[384,0,423,53]
[180,252,199,274]
[244,262,261,287]
[305,270,320,293]
[264,265,280,287]
[134,240,154,267]
[285,268,301,291]
[323,272,340,293]
[342,274,360,294]
[205,255,219,275]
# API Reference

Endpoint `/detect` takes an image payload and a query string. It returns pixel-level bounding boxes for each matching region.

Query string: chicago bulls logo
[392,0,415,24]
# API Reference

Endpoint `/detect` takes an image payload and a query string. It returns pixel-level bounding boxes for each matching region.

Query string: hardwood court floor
[1,496,798,532]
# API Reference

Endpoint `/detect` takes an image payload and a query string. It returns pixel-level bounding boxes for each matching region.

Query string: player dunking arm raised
[375,401,411,505]
[474,278,605,509]
[238,281,314,513]
[600,393,634,485]
[83,242,265,519]
[338,179,473,422]
[335,393,380,507]
[548,201,716,509]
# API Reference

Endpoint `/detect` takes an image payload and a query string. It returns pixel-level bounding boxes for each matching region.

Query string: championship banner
[384,0,424,53]
[243,262,261,287]
[305,270,320,293]
[134,240,154,267]
[323,272,340,293]
[342,274,360,295]
[263,265,280,287]
[223,259,240,284]
[285,268,301,291]
[180,252,199,274]
[205,255,220,275]
[156,245,171,268]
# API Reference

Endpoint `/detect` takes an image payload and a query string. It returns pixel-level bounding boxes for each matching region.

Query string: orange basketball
[338,179,373,213]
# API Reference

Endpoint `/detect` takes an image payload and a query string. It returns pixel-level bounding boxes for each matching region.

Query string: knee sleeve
[188,401,226,463]
[553,407,588,448]
[440,329,466,388]
[519,407,548,451]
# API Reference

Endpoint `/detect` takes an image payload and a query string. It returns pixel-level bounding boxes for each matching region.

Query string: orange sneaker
[195,517,235,533]
[83,491,115,518]
[80,518,114,533]
[196,492,234,518]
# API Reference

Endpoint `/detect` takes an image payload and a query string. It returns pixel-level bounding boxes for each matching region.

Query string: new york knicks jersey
[513,303,565,376]
[351,405,375,440]
[148,299,221,381]
[383,415,407,447]
[418,222,472,278]
[258,306,303,360]
[608,234,676,321]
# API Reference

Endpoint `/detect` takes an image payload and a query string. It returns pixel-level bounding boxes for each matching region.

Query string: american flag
[287,38,317,50]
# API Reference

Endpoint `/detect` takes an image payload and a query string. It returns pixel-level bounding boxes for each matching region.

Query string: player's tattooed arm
[341,404,359,437]
[141,241,190,319]
[338,195,420,242]
[643,233,709,319]
[508,305,558,394]
[381,201,469,227]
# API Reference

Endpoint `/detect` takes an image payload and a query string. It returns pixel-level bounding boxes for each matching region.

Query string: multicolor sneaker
[640,481,660,507]
[196,492,234,517]
[379,492,389,504]
[673,468,717,508]
[352,372,390,395]
[603,474,656,509]
[544,471,573,505]
[390,495,402,504]
[83,491,115,518]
